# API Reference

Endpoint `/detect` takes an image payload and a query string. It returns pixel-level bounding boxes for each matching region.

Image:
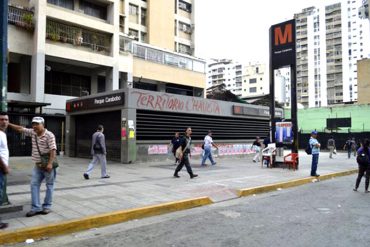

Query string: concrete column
[30,0,47,103]
[105,67,119,91]
[110,0,120,91]
[65,115,76,157]
[121,108,136,163]
[91,73,98,94]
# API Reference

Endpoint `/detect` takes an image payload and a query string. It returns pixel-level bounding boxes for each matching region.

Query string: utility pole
[0,0,8,112]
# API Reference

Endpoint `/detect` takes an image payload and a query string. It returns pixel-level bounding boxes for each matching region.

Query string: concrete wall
[284,104,370,133]
[357,59,370,104]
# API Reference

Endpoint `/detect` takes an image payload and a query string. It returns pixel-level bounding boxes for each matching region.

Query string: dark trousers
[174,155,193,176]
[355,164,370,190]
[311,153,319,176]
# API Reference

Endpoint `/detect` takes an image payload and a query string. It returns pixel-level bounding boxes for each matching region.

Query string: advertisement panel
[275,122,293,144]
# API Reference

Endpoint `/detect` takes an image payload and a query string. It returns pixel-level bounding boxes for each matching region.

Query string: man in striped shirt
[8,117,57,217]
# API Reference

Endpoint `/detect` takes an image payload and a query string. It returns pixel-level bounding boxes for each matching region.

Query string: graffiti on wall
[148,145,168,155]
[132,91,222,115]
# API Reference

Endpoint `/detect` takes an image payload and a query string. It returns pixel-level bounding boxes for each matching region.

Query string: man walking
[174,127,198,179]
[201,130,218,166]
[252,136,262,163]
[8,117,57,217]
[0,113,9,229]
[327,136,336,159]
[344,137,353,159]
[309,131,321,177]
[83,125,109,179]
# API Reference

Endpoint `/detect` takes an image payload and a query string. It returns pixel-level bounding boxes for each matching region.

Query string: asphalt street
[14,174,370,247]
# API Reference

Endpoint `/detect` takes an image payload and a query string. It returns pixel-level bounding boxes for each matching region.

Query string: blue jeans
[201,146,215,165]
[31,166,56,212]
[311,153,319,176]
[347,149,351,158]
[0,170,5,204]
[86,154,108,177]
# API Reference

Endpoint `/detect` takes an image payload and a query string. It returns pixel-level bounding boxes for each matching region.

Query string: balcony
[8,5,34,31]
[46,20,111,54]
[120,37,205,73]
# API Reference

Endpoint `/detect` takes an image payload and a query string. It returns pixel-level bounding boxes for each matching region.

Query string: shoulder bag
[35,134,59,169]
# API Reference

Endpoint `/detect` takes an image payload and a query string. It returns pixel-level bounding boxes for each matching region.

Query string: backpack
[305,142,312,155]
[357,149,369,166]
[93,134,103,151]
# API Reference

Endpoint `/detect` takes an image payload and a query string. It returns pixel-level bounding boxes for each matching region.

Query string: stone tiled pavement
[2,151,357,231]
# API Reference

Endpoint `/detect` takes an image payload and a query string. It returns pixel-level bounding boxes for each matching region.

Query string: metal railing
[120,37,205,73]
[8,5,34,30]
[46,20,111,53]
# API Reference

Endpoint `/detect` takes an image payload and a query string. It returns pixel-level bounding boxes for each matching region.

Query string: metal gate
[75,111,121,161]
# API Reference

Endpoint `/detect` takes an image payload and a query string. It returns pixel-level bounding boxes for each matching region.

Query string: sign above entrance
[232,105,283,118]
[66,92,125,112]
[270,19,296,69]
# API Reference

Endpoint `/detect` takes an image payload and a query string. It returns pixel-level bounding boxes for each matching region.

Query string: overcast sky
[194,0,339,64]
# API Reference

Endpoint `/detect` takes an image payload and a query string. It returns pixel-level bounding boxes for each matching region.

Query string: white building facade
[294,0,370,108]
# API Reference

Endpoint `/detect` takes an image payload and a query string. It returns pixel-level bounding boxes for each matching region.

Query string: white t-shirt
[0,131,9,166]
[204,135,213,148]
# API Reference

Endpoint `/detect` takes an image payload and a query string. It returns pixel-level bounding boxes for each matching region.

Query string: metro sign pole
[269,19,298,155]
[0,0,8,112]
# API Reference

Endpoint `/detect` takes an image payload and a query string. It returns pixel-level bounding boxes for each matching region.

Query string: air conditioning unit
[358,5,369,19]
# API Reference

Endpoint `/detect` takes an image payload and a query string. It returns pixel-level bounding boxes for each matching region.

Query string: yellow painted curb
[237,169,358,197]
[0,197,213,245]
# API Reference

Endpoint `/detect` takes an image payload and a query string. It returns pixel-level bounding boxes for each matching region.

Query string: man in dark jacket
[83,125,109,179]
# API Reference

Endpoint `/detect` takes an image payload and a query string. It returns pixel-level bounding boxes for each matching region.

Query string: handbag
[175,138,191,159]
[35,135,59,169]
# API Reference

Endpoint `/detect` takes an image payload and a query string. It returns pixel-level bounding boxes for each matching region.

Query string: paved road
[18,174,370,247]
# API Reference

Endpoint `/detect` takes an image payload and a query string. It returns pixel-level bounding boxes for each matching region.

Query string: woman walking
[353,139,370,192]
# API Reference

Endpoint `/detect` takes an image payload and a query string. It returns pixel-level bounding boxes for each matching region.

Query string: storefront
[66,88,283,163]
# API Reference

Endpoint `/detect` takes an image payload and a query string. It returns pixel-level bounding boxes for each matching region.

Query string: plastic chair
[261,143,276,168]
[284,153,299,170]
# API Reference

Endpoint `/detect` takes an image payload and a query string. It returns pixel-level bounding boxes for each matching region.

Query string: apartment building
[206,59,243,97]
[241,63,267,99]
[6,0,205,154]
[294,0,370,108]
[7,0,205,112]
[274,68,291,108]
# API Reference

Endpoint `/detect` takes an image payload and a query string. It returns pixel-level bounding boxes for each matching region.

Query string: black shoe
[174,174,180,178]
[311,174,320,177]
[41,208,51,215]
[0,222,8,230]
[83,173,89,180]
[101,175,110,179]
[26,211,42,217]
[353,188,358,192]
[190,174,198,179]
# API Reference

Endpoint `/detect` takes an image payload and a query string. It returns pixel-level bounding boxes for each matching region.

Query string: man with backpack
[309,131,321,177]
[327,136,336,159]
[353,139,370,192]
[83,125,110,180]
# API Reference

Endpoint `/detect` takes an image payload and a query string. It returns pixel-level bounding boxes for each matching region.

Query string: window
[45,70,91,96]
[129,29,139,39]
[178,43,191,55]
[141,8,147,26]
[249,87,257,93]
[47,0,74,10]
[129,4,138,15]
[140,32,147,43]
[249,78,257,84]
[178,0,192,13]
[179,21,192,34]
[80,0,107,20]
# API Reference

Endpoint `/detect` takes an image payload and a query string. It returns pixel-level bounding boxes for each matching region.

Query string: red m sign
[274,23,293,46]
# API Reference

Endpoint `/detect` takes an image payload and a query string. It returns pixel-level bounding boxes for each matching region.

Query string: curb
[237,168,358,197]
[0,197,213,245]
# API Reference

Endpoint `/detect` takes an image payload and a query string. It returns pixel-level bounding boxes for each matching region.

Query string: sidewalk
[2,151,357,233]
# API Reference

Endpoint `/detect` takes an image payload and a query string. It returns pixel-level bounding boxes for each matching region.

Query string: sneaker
[41,208,51,215]
[26,211,42,217]
[83,173,89,180]
[0,222,8,230]
[101,175,110,179]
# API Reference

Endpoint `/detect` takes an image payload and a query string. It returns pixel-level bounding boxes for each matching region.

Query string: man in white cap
[8,116,57,217]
